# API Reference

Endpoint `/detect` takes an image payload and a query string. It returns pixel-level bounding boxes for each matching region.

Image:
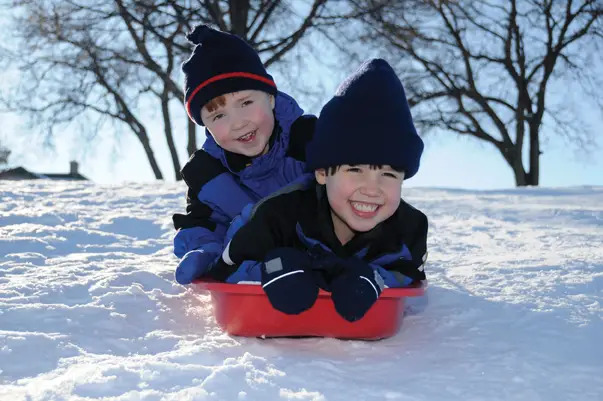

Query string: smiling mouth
[350,201,381,214]
[237,130,257,142]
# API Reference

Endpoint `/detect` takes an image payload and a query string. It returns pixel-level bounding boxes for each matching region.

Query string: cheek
[384,183,402,208]
[253,105,274,127]
[207,123,229,143]
[388,182,402,199]
[326,180,353,207]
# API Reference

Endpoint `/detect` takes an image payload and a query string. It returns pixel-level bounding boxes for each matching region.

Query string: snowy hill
[1,181,601,401]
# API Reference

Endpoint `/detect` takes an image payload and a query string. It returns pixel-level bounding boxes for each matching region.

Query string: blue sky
[2,93,601,189]
[1,16,601,189]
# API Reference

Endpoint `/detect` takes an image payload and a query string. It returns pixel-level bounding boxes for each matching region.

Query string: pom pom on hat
[185,25,215,45]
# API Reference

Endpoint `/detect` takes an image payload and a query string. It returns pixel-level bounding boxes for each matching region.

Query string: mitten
[225,260,262,284]
[306,245,346,289]
[175,248,219,285]
[330,258,384,322]
[261,247,319,315]
[373,265,413,288]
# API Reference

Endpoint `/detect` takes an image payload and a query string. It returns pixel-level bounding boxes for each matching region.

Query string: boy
[172,25,316,284]
[210,59,428,322]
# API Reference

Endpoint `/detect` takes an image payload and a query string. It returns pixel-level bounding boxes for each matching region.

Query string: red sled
[192,279,426,340]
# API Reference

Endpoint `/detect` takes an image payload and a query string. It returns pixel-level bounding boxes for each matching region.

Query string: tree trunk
[506,147,528,186]
[527,124,540,186]
[230,1,249,37]
[187,119,197,157]
[160,89,182,181]
[513,169,528,186]
[139,133,163,180]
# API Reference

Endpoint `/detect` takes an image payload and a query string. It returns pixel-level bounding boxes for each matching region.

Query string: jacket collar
[298,183,388,259]
[222,122,281,172]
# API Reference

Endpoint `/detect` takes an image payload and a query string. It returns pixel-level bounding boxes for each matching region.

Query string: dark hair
[326,164,405,176]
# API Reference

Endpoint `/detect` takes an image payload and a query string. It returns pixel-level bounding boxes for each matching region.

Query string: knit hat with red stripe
[182,25,277,126]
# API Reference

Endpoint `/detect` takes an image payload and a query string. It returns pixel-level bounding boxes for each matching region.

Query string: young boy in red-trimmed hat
[172,25,316,285]
[209,59,429,322]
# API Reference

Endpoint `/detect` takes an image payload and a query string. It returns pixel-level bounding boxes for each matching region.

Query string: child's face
[315,165,404,245]
[201,90,275,157]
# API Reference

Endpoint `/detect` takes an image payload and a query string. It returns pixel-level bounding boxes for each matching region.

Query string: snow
[1,181,602,401]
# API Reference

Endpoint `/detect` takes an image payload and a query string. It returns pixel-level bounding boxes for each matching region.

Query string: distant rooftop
[0,161,89,181]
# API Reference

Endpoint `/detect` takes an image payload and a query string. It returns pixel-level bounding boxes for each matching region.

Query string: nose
[230,113,248,131]
[360,175,381,197]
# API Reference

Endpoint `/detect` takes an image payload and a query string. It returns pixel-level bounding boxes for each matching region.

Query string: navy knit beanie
[306,58,424,179]
[182,25,277,126]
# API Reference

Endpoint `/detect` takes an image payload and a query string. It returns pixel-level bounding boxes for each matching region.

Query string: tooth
[240,130,254,140]
[352,202,377,212]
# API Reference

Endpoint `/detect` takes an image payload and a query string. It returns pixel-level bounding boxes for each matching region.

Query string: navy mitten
[261,248,319,315]
[330,258,384,322]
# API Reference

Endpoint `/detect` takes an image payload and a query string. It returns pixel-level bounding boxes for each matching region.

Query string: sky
[1,181,602,400]
[2,89,601,190]
[0,9,601,190]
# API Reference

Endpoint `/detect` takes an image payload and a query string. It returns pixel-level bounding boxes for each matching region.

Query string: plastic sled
[192,279,426,340]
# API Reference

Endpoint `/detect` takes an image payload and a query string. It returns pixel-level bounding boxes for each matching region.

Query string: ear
[269,94,275,109]
[314,169,327,185]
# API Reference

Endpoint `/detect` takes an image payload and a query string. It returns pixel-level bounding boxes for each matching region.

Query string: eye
[346,167,362,173]
[242,100,254,106]
[212,113,224,122]
[382,172,400,178]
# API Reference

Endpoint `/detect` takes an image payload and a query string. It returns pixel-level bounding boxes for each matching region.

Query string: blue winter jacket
[172,91,316,260]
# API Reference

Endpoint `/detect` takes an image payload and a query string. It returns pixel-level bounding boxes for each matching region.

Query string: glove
[330,258,384,322]
[306,245,346,289]
[373,265,413,288]
[225,260,262,284]
[175,249,219,285]
[261,247,319,315]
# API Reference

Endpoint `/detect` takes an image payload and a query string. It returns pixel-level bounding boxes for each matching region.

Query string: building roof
[0,166,89,181]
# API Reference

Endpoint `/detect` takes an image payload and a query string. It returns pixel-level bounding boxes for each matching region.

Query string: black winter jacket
[212,182,428,283]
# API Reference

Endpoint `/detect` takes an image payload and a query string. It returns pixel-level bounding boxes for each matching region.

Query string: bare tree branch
[2,0,340,180]
[351,0,602,186]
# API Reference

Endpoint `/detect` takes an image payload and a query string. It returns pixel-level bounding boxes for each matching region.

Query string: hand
[225,260,262,284]
[330,257,384,322]
[372,265,413,288]
[261,247,318,315]
[307,245,346,279]
[174,249,218,285]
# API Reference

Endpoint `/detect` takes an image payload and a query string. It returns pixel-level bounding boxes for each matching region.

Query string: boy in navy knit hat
[210,59,428,322]
[172,25,316,285]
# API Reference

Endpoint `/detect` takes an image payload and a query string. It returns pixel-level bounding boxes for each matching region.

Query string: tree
[1,0,332,180]
[115,0,331,170]
[352,0,602,186]
[0,143,9,166]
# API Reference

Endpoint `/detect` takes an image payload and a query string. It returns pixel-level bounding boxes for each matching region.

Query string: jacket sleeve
[172,188,229,259]
[205,200,278,281]
[223,197,284,264]
[381,209,428,283]
[171,150,231,259]
[208,192,299,280]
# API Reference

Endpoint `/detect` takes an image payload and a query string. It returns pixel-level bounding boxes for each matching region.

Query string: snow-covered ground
[0,181,601,401]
